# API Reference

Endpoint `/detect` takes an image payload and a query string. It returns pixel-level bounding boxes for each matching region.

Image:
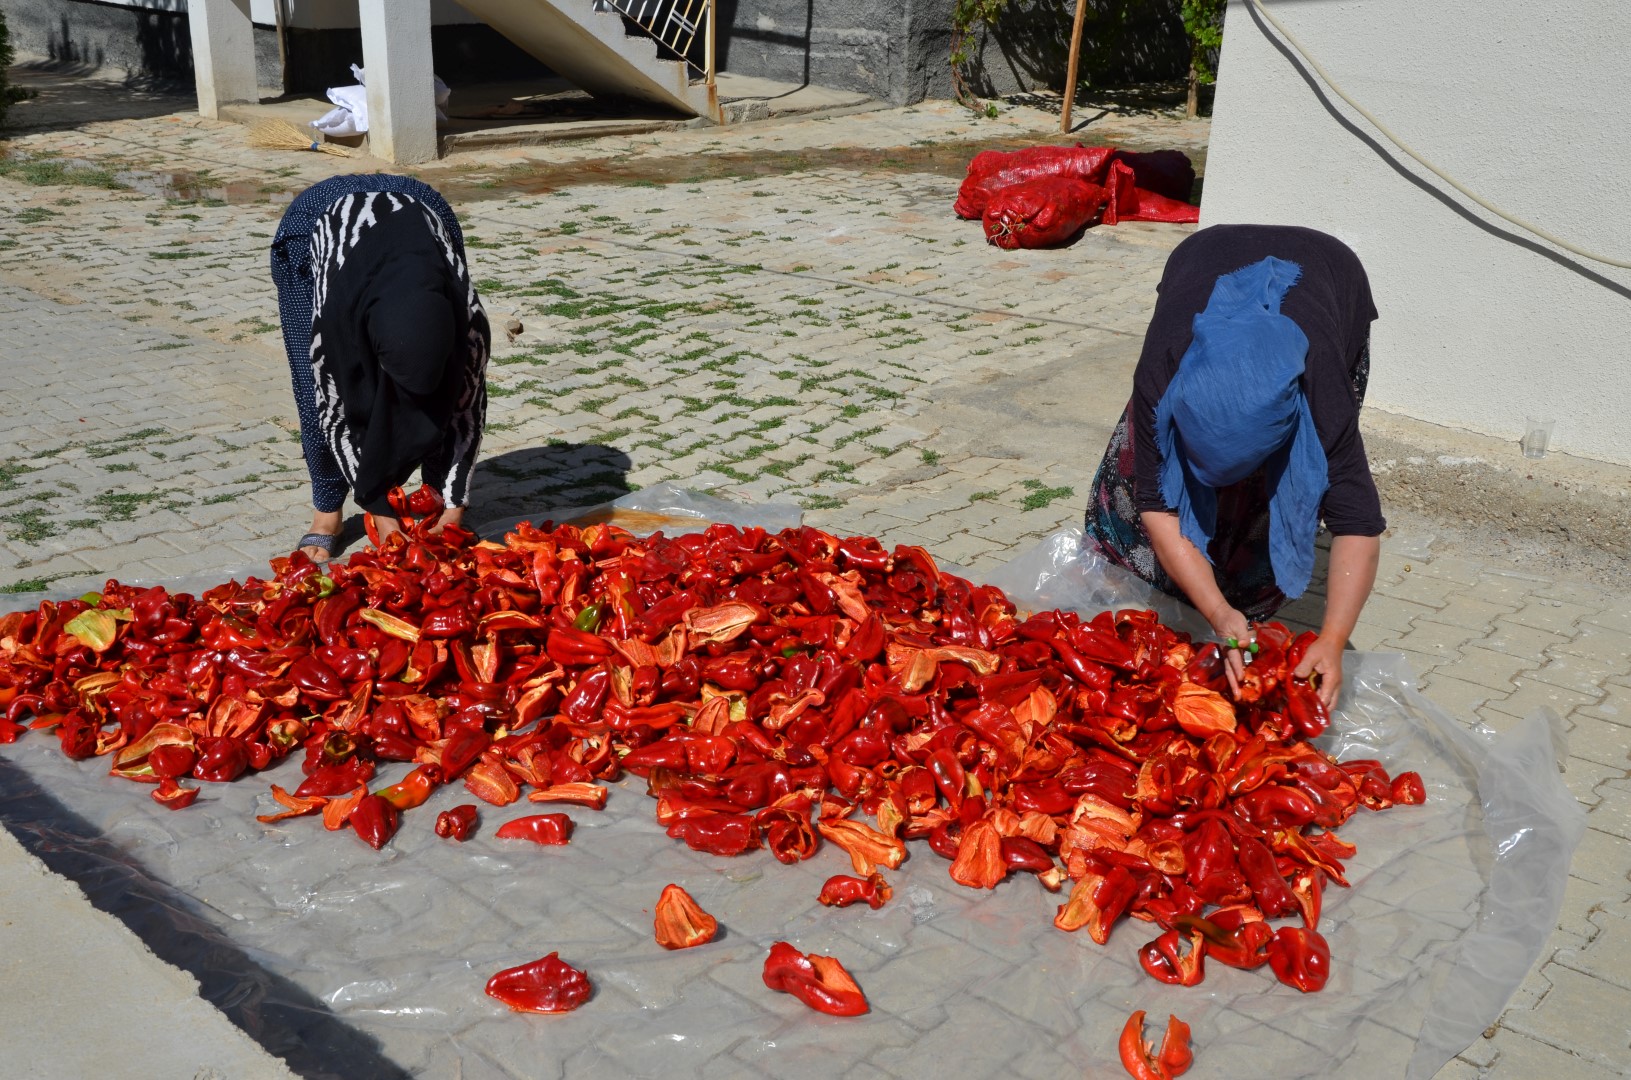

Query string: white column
[358,0,439,165]
[188,0,258,118]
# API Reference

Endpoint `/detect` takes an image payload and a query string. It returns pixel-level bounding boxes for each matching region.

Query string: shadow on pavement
[468,441,634,522]
[0,758,411,1080]
[4,61,193,131]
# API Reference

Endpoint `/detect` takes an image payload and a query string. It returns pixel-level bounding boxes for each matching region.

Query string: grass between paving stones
[1020,479,1075,512]
[0,574,77,594]
[0,153,126,190]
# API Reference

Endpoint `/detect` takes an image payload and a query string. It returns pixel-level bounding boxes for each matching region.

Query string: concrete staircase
[455,0,720,123]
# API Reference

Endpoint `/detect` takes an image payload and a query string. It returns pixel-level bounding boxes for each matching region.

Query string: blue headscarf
[1153,256,1329,598]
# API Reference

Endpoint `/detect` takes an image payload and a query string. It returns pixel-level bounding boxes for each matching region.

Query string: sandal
[295,532,342,561]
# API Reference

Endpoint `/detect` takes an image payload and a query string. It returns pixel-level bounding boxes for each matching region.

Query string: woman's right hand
[1206,601,1252,698]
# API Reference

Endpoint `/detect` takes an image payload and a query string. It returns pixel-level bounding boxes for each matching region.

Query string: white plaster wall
[1201,0,1631,464]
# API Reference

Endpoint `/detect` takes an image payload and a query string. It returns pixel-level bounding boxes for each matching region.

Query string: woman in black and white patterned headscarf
[270,175,489,561]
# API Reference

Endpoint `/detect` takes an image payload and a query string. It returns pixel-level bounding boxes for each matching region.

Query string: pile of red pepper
[0,485,1422,1007]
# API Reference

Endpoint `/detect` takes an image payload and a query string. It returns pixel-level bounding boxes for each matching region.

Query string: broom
[248,118,350,157]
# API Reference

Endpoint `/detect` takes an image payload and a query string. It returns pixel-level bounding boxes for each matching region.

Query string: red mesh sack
[1102,161,1200,225]
[954,145,1116,219]
[1105,149,1197,203]
[982,177,1106,249]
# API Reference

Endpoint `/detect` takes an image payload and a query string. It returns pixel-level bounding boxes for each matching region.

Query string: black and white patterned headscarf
[308,191,489,515]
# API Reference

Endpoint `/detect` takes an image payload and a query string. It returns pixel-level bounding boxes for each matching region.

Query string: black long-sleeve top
[1130,224,1386,537]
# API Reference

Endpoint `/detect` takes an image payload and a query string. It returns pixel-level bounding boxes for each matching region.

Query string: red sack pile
[954,144,1199,247]
[983,177,1107,250]
[1103,159,1201,226]
[954,145,1116,219]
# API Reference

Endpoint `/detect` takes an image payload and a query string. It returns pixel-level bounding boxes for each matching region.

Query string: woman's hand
[1205,601,1252,698]
[1294,634,1345,708]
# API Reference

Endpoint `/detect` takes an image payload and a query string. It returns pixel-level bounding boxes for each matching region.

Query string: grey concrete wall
[1,0,196,80]
[708,0,1188,106]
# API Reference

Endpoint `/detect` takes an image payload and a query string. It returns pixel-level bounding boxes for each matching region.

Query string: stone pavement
[0,72,1628,1078]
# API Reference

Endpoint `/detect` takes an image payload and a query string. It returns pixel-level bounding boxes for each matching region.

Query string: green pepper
[573,603,604,633]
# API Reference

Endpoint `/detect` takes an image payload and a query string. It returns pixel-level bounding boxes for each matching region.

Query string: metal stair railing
[595,0,715,84]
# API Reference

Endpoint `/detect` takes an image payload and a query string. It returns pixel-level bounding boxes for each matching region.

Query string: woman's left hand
[1293,635,1345,708]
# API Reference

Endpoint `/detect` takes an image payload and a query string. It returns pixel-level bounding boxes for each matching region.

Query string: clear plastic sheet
[0,519,1583,1079]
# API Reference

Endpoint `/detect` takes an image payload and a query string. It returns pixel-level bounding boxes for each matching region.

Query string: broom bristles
[248,118,350,157]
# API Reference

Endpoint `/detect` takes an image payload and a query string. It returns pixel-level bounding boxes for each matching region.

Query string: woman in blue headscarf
[1085,225,1384,707]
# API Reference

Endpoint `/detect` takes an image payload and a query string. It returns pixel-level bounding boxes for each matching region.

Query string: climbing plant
[951,1,1221,119]
[0,11,33,130]
[1180,0,1225,117]
[950,0,1016,116]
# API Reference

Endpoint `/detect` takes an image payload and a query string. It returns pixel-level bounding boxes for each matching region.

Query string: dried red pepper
[435,804,479,842]
[485,952,591,1014]
[495,813,574,846]
[761,941,868,1017]
[1119,1010,1192,1079]
[653,884,718,949]
[1266,925,1331,993]
[817,872,893,910]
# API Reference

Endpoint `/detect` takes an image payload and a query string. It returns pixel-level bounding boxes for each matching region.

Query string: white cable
[1246,0,1631,270]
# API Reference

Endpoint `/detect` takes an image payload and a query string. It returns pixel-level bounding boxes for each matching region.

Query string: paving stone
[1490,679,1603,723]
[1388,619,1484,661]
[1567,827,1631,888]
[1503,599,1597,636]
[1479,1028,1626,1080]
[1355,592,1443,634]
[1496,963,1631,1071]
[1478,618,1566,661]
[1430,645,1535,694]
[1413,672,1506,718]
[1554,623,1631,666]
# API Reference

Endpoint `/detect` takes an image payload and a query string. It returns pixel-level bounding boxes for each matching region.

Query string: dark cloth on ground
[1085,224,1383,620]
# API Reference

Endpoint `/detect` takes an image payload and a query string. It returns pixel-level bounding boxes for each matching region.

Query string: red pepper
[1119,1010,1193,1080]
[653,884,718,949]
[1139,926,1206,986]
[546,627,614,666]
[152,777,200,810]
[1235,836,1299,918]
[192,737,250,783]
[818,872,893,909]
[441,725,491,780]
[560,667,611,725]
[761,941,868,1017]
[485,952,591,1014]
[288,654,346,701]
[296,757,375,798]
[667,813,760,856]
[375,764,442,811]
[495,813,574,845]
[350,793,401,850]
[1266,925,1331,992]
[148,743,197,779]
[435,804,478,841]
[1391,771,1426,805]
[999,835,1055,875]
[421,607,476,640]
[1174,913,1271,970]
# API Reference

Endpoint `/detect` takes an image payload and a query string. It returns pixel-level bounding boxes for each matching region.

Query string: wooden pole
[1061,0,1088,133]
[706,0,717,89]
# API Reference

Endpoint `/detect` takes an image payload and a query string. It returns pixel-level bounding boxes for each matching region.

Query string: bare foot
[301,509,343,563]
[367,513,403,545]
